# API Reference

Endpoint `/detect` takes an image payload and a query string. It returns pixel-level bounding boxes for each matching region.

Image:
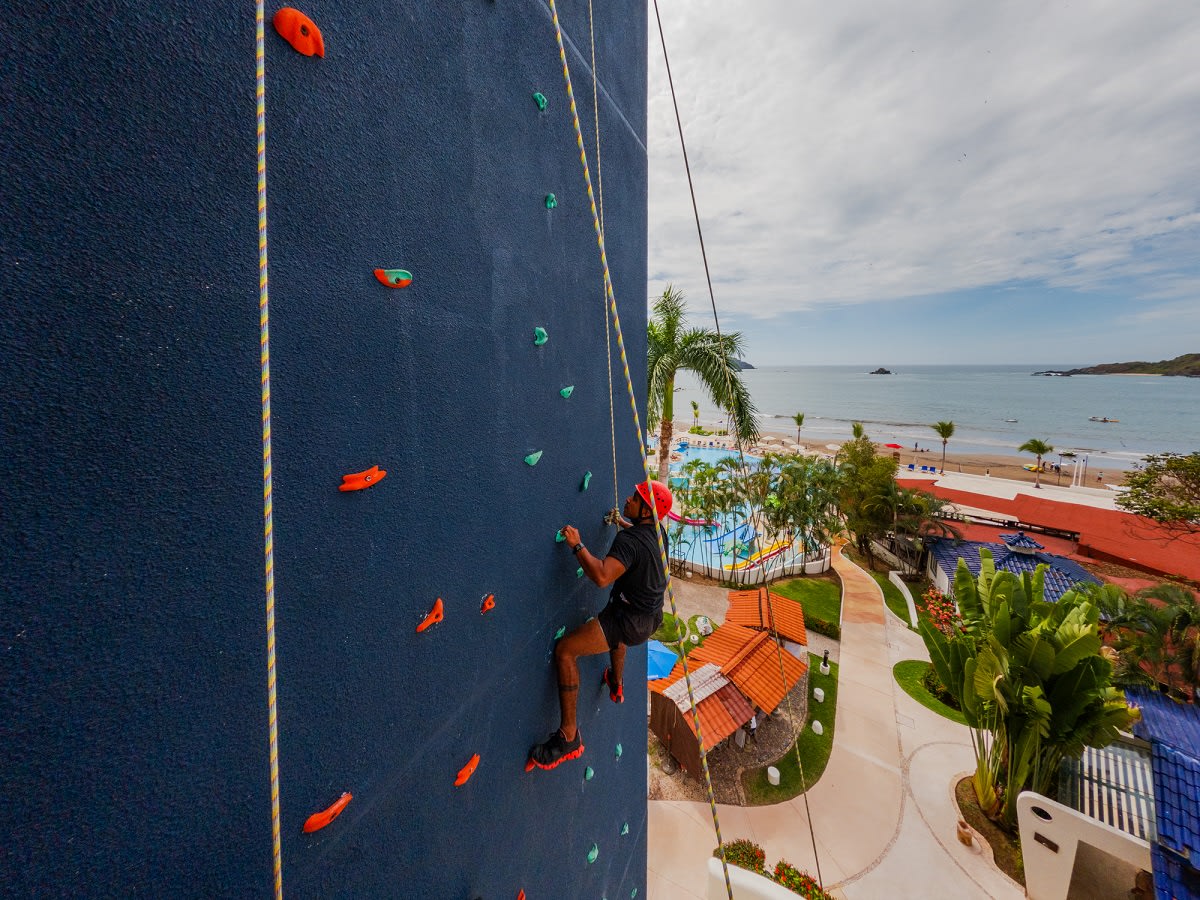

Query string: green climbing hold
[620,822,629,836]
[533,326,548,346]
[560,385,574,399]
[631,889,638,898]
[580,471,592,492]
[587,843,599,864]
[584,766,594,781]
[576,567,584,578]
[532,91,547,111]
[615,742,623,759]
[554,625,566,640]
[556,529,566,543]
[524,450,543,466]
[545,193,557,209]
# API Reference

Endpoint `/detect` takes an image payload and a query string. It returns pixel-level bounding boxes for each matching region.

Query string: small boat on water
[1004,418,1018,423]
[1088,416,1119,423]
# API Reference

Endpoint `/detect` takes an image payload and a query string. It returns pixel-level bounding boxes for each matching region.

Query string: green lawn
[772,577,841,638]
[869,571,916,630]
[743,654,839,804]
[893,660,967,725]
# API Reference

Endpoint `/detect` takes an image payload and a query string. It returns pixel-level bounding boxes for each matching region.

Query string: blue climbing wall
[0,2,648,896]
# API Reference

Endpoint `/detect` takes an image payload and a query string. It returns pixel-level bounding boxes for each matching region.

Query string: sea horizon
[671,363,1198,470]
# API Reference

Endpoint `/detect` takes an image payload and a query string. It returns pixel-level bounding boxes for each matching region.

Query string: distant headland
[1033,353,1198,377]
[730,359,755,371]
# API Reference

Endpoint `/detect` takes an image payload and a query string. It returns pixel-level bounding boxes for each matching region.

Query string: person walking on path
[527,481,673,770]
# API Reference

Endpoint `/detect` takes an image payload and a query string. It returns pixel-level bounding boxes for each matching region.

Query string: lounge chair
[907,463,915,471]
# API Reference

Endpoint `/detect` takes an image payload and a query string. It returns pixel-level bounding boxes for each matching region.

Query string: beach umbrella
[646,640,677,680]
[884,443,903,449]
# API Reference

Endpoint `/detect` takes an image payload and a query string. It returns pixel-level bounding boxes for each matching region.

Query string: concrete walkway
[647,542,1024,899]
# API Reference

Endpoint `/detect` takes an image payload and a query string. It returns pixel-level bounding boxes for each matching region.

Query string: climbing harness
[255,1,284,896]
[547,2,735,896]
[651,0,825,887]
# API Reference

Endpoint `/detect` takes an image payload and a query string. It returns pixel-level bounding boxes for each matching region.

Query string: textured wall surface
[1,2,648,896]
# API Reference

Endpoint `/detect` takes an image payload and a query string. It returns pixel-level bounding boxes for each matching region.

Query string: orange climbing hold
[302,791,351,833]
[272,8,325,57]
[454,753,481,786]
[480,593,495,614]
[416,597,444,633]
[518,892,526,900]
[339,465,386,492]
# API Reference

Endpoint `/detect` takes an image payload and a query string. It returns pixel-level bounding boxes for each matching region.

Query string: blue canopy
[646,640,677,680]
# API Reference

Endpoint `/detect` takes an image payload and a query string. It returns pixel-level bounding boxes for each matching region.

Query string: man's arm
[561,524,627,587]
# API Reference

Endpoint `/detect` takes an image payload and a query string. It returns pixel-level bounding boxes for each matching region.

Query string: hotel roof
[1127,688,1200,899]
[927,538,1100,603]
[650,622,808,715]
[725,588,809,646]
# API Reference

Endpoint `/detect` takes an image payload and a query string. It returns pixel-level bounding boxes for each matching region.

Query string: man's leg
[609,643,627,687]
[554,619,609,741]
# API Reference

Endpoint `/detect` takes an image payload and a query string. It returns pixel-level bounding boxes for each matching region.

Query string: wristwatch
[572,542,585,555]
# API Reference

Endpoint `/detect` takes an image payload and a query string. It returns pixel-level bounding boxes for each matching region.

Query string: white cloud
[647,0,1200,319]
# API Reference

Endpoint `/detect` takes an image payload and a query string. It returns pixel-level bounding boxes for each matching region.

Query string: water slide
[667,510,717,527]
[723,538,792,571]
[702,521,752,545]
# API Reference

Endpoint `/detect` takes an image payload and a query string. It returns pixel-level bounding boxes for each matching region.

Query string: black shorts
[597,599,663,651]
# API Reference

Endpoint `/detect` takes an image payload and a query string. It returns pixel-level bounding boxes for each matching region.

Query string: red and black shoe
[526,729,584,771]
[602,667,624,704]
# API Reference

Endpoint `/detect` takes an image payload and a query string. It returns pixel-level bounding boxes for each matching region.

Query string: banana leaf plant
[920,549,1140,830]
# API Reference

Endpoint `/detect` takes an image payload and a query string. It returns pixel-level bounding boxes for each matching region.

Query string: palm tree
[931,421,955,474]
[852,421,866,440]
[1018,438,1054,488]
[647,286,758,466]
[793,412,805,450]
[691,400,700,430]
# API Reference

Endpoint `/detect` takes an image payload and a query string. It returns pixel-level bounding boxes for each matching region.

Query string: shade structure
[884,442,903,449]
[646,640,677,680]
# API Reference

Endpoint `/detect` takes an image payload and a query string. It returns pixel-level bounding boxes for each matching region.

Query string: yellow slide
[723,539,791,571]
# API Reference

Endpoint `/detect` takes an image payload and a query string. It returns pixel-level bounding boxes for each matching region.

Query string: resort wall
[1,2,649,897]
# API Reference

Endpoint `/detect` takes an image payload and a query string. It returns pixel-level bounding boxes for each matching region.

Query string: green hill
[1065,353,1200,377]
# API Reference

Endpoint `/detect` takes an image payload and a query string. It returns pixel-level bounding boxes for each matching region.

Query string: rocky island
[869,367,892,375]
[1059,353,1199,377]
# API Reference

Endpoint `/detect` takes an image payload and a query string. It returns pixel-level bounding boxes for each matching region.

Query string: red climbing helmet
[634,480,673,519]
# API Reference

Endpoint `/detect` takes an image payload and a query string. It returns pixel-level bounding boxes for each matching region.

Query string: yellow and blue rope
[255,2,284,897]
[546,4,734,897]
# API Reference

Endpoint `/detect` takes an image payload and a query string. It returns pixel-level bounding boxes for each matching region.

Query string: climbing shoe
[527,729,584,771]
[602,667,624,704]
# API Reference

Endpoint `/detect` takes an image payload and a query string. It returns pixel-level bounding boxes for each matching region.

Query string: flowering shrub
[714,839,766,874]
[773,861,834,898]
[919,586,960,635]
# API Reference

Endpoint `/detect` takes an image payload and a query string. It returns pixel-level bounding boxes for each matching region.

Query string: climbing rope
[546,4,734,897]
[255,2,284,897]
[651,0,825,887]
[585,0,620,514]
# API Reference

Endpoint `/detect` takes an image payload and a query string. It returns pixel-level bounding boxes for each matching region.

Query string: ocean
[671,365,1198,471]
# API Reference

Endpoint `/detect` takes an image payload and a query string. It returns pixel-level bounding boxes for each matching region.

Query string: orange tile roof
[725,588,808,645]
[649,622,808,715]
[685,684,756,751]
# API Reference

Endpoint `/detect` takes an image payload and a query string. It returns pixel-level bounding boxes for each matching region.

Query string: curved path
[647,542,1023,899]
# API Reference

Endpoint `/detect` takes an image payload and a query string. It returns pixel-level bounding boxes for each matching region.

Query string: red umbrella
[884,443,903,449]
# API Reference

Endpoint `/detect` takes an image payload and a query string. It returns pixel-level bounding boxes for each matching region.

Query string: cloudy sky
[645,0,1200,366]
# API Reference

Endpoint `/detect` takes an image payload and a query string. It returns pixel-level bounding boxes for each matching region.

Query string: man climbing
[527,480,672,770]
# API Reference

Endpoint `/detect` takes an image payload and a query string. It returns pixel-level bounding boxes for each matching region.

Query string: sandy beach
[667,420,1129,488]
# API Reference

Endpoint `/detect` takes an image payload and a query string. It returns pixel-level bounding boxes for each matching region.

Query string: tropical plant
[931,421,955,474]
[1018,438,1054,489]
[747,452,841,578]
[647,286,758,467]
[851,421,866,440]
[793,412,805,449]
[836,436,898,565]
[920,550,1139,830]
[1116,451,1200,531]
[691,400,700,429]
[862,483,962,573]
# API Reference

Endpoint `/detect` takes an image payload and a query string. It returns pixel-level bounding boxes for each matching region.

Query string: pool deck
[647,541,1023,899]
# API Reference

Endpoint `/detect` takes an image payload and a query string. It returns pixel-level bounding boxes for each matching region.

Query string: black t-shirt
[605,523,669,614]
